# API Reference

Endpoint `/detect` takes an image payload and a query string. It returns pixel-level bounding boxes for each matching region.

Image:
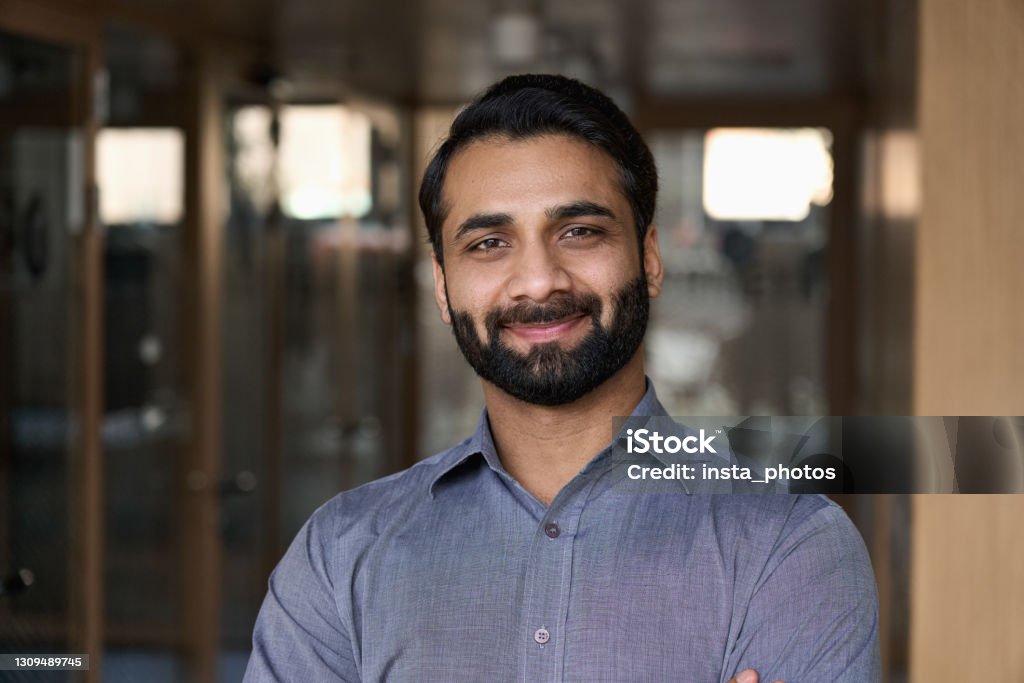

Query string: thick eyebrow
[545,200,618,222]
[452,200,619,243]
[453,212,514,242]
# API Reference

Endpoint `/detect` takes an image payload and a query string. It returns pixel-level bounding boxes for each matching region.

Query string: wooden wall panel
[914,0,1024,414]
[910,496,1024,679]
[911,0,1024,680]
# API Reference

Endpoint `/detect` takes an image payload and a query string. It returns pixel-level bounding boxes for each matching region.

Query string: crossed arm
[721,500,881,683]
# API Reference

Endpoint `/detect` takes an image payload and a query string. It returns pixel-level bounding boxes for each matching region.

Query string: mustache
[484,293,602,329]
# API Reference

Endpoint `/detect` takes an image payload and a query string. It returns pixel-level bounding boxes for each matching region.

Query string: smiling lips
[503,314,589,344]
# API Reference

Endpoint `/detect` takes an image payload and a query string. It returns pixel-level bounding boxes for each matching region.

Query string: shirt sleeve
[723,499,881,683]
[243,508,359,683]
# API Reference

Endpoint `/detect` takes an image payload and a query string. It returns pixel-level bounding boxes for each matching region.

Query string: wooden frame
[633,94,861,416]
[180,43,226,683]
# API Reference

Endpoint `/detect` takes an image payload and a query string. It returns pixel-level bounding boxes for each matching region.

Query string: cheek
[586,272,631,318]
[593,272,643,328]
[444,263,509,310]
[445,280,497,334]
[446,283,485,317]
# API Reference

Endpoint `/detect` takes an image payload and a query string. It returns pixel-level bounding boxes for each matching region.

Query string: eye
[470,237,509,252]
[561,225,600,240]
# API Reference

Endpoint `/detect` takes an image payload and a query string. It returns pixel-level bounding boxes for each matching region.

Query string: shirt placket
[519,476,596,683]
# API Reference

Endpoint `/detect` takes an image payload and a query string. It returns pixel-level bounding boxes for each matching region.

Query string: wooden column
[70,33,104,683]
[910,0,1024,679]
[181,45,225,683]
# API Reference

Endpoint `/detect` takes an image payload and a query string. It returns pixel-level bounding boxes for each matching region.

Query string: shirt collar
[428,378,668,497]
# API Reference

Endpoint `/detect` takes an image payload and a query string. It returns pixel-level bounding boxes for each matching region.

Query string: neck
[482,351,648,506]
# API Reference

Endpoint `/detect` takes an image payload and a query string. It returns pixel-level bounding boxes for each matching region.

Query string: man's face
[432,134,663,405]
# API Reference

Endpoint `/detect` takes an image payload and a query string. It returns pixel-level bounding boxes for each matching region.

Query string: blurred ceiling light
[703,128,833,222]
[279,105,372,220]
[491,11,539,65]
[97,127,184,225]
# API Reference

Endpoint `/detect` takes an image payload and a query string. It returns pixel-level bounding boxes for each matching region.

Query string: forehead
[440,134,628,233]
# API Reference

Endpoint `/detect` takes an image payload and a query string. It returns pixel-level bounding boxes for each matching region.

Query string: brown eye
[472,237,508,252]
[562,226,598,239]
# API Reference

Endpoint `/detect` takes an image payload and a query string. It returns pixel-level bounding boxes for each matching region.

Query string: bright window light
[97,128,184,225]
[279,105,372,220]
[703,128,833,222]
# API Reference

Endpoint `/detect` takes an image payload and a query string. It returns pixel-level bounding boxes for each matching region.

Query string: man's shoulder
[303,438,475,537]
[706,494,868,570]
[710,492,845,530]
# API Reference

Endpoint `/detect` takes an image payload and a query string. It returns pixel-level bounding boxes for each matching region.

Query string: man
[244,75,880,682]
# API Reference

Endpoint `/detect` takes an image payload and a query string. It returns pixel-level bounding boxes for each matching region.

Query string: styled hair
[419,74,658,265]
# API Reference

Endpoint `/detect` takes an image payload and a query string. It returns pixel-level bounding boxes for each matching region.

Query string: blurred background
[0,0,1021,680]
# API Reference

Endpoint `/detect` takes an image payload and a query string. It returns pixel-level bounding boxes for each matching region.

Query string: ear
[642,225,664,299]
[432,255,452,325]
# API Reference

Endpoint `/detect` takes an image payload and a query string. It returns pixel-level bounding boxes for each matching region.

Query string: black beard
[448,276,649,406]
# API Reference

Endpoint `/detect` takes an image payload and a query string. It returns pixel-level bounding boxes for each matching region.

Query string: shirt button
[544,522,560,539]
[533,627,550,645]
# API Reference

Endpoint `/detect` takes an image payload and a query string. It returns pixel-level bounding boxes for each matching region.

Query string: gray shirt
[244,383,880,682]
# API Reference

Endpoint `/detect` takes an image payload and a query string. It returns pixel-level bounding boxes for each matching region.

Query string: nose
[505,240,572,302]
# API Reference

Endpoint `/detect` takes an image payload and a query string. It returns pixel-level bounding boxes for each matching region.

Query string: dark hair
[419,74,658,265]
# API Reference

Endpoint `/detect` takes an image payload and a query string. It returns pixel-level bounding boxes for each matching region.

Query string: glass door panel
[0,27,83,680]
[99,21,190,682]
[647,128,833,416]
[217,98,418,677]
